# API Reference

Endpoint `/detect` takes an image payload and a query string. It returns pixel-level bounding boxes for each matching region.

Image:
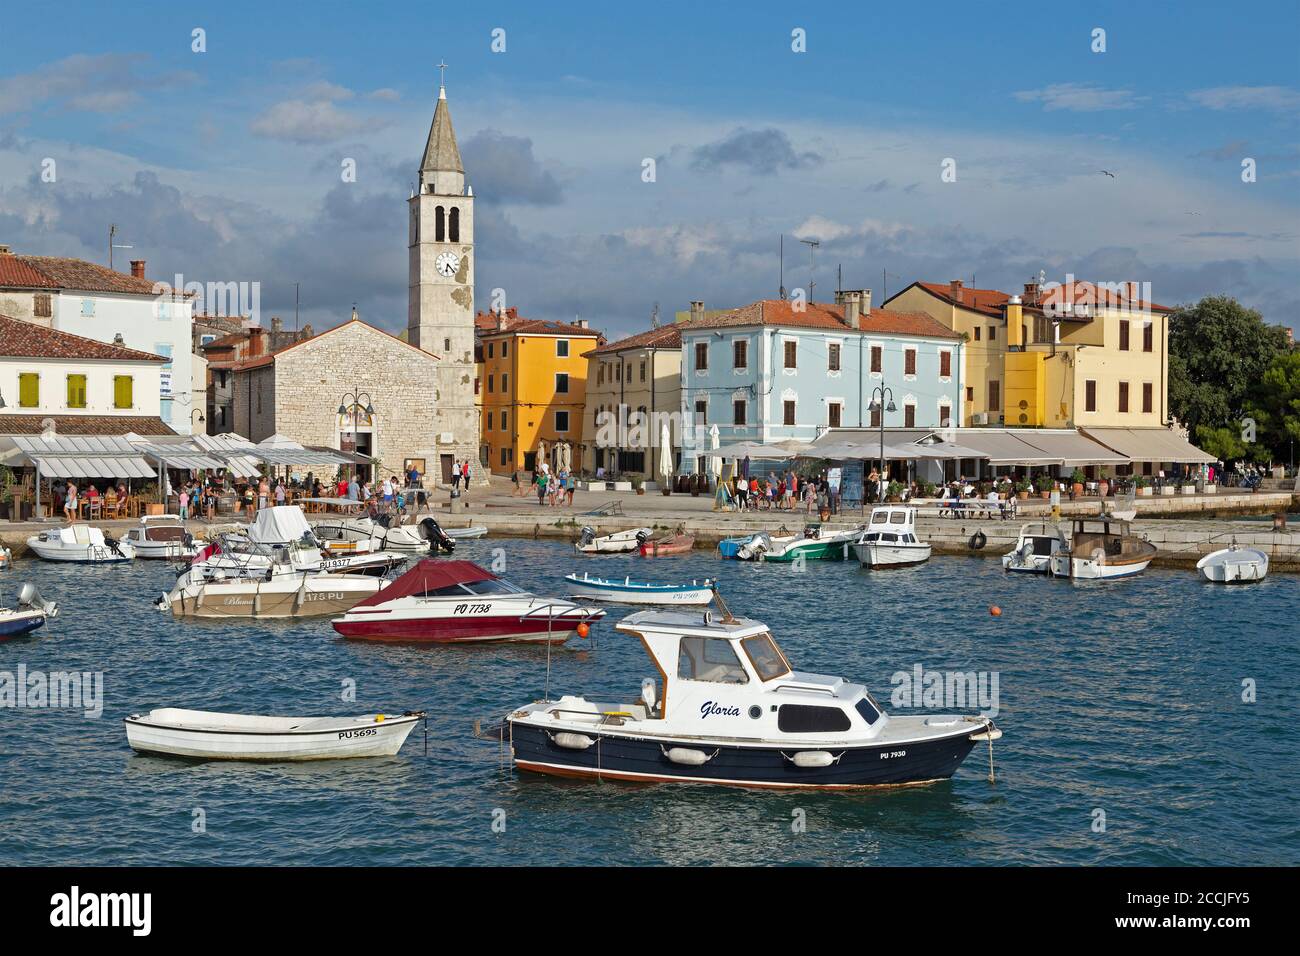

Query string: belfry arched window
[435,206,446,242]
[449,207,460,242]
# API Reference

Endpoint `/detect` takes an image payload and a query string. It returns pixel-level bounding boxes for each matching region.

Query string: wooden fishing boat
[123,708,425,760]
[639,532,695,557]
[564,572,713,605]
[1049,518,1156,580]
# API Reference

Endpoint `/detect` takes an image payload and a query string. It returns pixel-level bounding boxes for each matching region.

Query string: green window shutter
[67,374,87,408]
[18,373,39,408]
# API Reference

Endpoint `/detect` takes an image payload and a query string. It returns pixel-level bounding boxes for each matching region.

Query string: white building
[0,248,195,432]
[0,314,171,436]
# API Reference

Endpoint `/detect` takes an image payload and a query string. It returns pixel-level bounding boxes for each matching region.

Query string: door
[440,454,454,484]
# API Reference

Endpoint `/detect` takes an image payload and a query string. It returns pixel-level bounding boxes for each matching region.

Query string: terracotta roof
[1032,282,1172,315]
[906,281,1010,318]
[2,255,187,296]
[231,318,441,372]
[0,314,168,361]
[0,413,176,436]
[0,254,60,289]
[478,316,602,339]
[683,299,962,340]
[589,324,683,355]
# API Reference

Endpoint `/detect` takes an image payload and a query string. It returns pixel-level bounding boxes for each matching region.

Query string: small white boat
[1197,545,1268,583]
[0,583,59,642]
[1049,518,1157,580]
[123,515,206,560]
[575,526,652,554]
[26,524,134,563]
[565,572,714,605]
[123,708,424,760]
[851,507,931,570]
[312,513,425,551]
[1002,522,1069,574]
[445,525,488,540]
[0,545,11,569]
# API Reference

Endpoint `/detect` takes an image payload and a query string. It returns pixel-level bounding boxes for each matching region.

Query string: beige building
[884,279,1172,430]
[230,317,453,483]
[583,324,684,480]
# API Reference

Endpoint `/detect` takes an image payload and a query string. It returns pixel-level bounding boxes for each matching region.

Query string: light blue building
[679,292,964,472]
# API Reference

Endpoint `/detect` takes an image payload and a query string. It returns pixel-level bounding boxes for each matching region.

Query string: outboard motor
[578,526,597,547]
[803,524,820,539]
[17,583,59,619]
[634,529,652,545]
[418,517,456,554]
[104,534,124,557]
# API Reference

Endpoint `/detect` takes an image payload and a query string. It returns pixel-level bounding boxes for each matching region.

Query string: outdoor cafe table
[298,496,361,515]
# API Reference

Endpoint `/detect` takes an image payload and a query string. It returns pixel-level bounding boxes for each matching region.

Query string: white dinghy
[123,515,205,560]
[26,524,134,563]
[575,526,652,554]
[1197,545,1269,583]
[123,708,425,760]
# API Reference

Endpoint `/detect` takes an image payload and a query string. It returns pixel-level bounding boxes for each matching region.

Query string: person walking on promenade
[535,469,548,505]
[736,476,748,511]
[451,460,462,491]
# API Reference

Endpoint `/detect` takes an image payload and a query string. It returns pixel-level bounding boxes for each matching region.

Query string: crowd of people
[722,469,835,514]
[512,461,576,506]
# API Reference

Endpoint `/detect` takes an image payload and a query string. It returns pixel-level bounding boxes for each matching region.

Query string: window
[555,373,570,394]
[66,374,87,409]
[904,404,916,427]
[435,206,445,242]
[973,327,981,342]
[854,695,883,726]
[487,342,494,359]
[870,345,882,373]
[783,340,797,369]
[113,375,133,409]
[939,403,952,427]
[485,412,493,432]
[828,402,842,428]
[988,380,1000,412]
[1143,321,1154,352]
[733,340,747,369]
[777,704,851,733]
[1119,319,1130,351]
[500,447,509,467]
[501,373,509,392]
[487,374,494,393]
[733,399,746,426]
[694,399,707,425]
[597,364,604,385]
[783,400,796,426]
[1085,379,1097,412]
[34,293,52,318]
[695,342,708,370]
[988,326,997,342]
[443,338,451,352]
[615,362,622,381]
[677,636,748,684]
[904,348,917,376]
[501,341,508,358]
[939,351,952,378]
[740,633,790,681]
[556,339,569,357]
[448,207,460,242]
[869,405,881,427]
[965,386,974,401]
[828,343,841,371]
[1118,381,1129,413]
[500,411,508,431]
[1142,382,1153,413]
[81,298,95,317]
[554,410,570,432]
[18,372,39,408]
[640,360,646,382]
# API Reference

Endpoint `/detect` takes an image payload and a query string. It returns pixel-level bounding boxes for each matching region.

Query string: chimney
[248,327,265,357]
[271,316,283,333]
[860,289,872,315]
[0,244,10,255]
[302,324,313,338]
[495,313,506,332]
[843,291,861,330]
[130,260,145,279]
[113,332,125,345]
[1023,280,1039,303]
[689,300,704,323]
[575,318,589,329]
[949,279,964,304]
[834,289,847,306]
[1006,294,1024,349]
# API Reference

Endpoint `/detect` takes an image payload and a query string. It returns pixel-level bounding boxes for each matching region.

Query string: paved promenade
[3,477,1296,570]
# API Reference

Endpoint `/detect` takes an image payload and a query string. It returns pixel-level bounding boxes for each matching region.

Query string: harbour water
[1,538,1296,866]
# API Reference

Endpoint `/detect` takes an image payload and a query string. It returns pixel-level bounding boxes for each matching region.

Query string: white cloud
[1189,86,1300,112]
[1014,83,1145,112]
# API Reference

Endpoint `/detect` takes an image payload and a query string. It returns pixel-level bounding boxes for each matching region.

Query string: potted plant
[632,477,645,495]
[1098,471,1110,497]
[1070,468,1086,498]
[886,480,903,502]
[1134,475,1152,496]
[1037,478,1052,500]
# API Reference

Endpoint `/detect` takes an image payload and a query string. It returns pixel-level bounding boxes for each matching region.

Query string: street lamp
[867,383,896,503]
[338,388,376,479]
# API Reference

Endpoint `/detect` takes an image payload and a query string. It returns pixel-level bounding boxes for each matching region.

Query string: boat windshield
[460,578,525,595]
[678,637,748,684]
[741,632,791,681]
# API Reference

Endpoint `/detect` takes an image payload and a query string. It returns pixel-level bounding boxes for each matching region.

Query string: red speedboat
[331,560,604,644]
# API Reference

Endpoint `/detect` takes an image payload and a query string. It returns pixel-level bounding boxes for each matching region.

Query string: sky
[1,0,1298,338]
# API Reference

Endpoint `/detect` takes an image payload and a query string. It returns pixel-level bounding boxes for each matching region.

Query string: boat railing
[774,683,837,697]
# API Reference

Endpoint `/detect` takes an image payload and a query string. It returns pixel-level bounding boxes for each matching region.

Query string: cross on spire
[437,60,448,96]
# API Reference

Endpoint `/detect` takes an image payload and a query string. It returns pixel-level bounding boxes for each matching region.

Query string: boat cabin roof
[349,559,513,608]
[617,608,769,641]
[866,506,917,532]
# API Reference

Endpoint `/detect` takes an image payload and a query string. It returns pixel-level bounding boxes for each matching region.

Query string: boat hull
[1197,548,1268,583]
[565,578,712,606]
[853,542,932,569]
[762,539,853,562]
[124,715,419,760]
[639,535,695,557]
[508,720,980,789]
[1050,552,1154,580]
[165,576,383,618]
[0,609,47,640]
[333,612,591,643]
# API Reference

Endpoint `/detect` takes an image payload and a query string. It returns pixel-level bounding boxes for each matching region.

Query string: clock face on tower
[435,252,461,278]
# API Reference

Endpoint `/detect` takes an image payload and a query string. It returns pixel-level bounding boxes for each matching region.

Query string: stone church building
[227,78,484,486]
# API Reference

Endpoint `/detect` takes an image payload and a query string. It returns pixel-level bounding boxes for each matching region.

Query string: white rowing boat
[123,708,425,760]
[565,572,713,605]
[1197,545,1268,583]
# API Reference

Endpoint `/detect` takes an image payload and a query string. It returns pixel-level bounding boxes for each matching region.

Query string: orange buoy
[989,606,1002,617]
[576,622,590,638]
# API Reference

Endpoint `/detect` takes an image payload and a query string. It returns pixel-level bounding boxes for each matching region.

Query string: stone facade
[231,319,461,484]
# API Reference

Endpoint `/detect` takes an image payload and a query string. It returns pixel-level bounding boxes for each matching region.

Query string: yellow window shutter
[67,374,87,408]
[19,373,39,407]
[114,375,133,408]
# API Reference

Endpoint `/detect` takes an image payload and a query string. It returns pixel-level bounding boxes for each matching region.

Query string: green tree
[1244,349,1300,464]
[1167,295,1288,448]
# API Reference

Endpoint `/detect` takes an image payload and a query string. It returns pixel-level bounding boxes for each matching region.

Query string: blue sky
[1,0,1297,335]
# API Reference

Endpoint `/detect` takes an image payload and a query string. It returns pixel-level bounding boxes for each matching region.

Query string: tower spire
[420,63,463,178]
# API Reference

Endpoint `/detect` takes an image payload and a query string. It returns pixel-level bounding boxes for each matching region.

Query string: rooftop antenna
[799,237,819,299]
[294,282,300,332]
[837,263,843,296]
[108,224,133,271]
[779,234,786,300]
[651,301,660,329]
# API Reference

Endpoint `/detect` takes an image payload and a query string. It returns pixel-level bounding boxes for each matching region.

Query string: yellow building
[884,279,1172,431]
[477,312,602,475]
